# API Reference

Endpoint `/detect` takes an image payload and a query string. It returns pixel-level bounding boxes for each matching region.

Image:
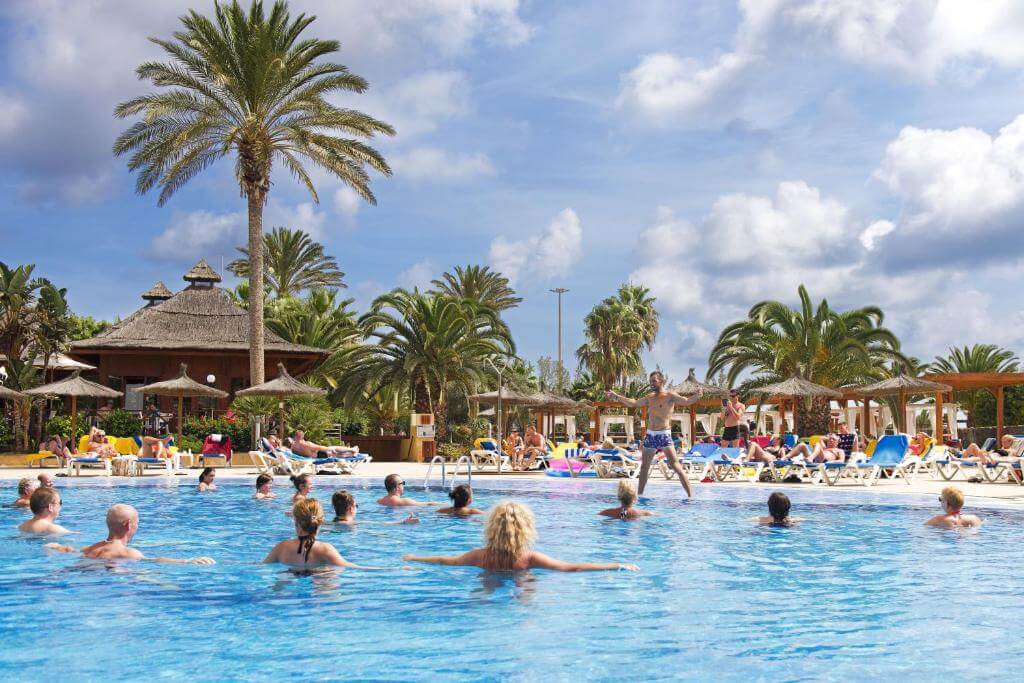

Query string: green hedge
[45,415,88,442]
[99,409,142,437]
[182,415,252,451]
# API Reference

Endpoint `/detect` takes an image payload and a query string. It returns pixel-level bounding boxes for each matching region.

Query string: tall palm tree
[575,291,650,387]
[708,285,906,434]
[430,265,522,312]
[114,0,393,385]
[228,227,344,299]
[930,344,1020,428]
[617,284,658,349]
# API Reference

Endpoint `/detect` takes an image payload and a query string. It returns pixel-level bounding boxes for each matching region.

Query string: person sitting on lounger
[85,428,118,458]
[519,425,548,471]
[45,504,214,564]
[264,499,381,569]
[18,487,71,535]
[139,434,173,459]
[291,473,313,504]
[41,434,72,460]
[926,487,982,529]
[598,481,654,520]
[404,501,638,572]
[254,474,275,500]
[958,435,1021,465]
[197,467,217,492]
[377,474,442,507]
[746,435,790,463]
[13,478,36,507]
[290,430,357,459]
[504,430,525,467]
[755,492,799,527]
[437,484,484,516]
[332,489,418,526]
[909,432,931,456]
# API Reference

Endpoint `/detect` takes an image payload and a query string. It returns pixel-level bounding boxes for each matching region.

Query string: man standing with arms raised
[606,371,702,496]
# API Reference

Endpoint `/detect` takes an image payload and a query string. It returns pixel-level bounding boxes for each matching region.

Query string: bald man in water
[45,504,214,564]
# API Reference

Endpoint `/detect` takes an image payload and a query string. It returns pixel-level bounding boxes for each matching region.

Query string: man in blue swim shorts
[606,371,703,497]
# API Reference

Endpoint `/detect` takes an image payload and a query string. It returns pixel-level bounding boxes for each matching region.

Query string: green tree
[576,285,657,387]
[930,344,1020,428]
[430,265,522,312]
[708,285,906,435]
[27,283,73,445]
[266,289,359,350]
[114,0,393,386]
[69,314,111,341]
[536,355,570,393]
[228,226,344,299]
[0,262,46,359]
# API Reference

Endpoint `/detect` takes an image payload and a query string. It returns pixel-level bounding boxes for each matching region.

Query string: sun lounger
[66,454,112,477]
[469,438,512,473]
[801,434,910,487]
[663,443,718,480]
[710,448,763,482]
[590,448,641,478]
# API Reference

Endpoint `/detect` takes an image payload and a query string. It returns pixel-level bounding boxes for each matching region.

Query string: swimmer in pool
[436,484,484,516]
[14,478,37,507]
[37,472,55,488]
[264,499,384,569]
[290,473,313,504]
[197,467,217,492]
[598,481,654,520]
[45,504,214,564]
[331,490,418,526]
[377,474,442,507]
[404,501,639,572]
[926,486,982,529]
[254,474,275,499]
[18,487,71,535]
[754,491,800,527]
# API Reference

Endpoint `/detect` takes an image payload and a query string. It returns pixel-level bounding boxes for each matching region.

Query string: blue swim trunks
[642,430,672,450]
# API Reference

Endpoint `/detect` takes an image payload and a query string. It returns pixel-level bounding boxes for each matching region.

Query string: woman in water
[598,481,654,520]
[197,467,217,492]
[290,473,312,504]
[254,474,275,500]
[404,501,638,572]
[755,491,799,526]
[13,478,37,507]
[926,486,982,529]
[263,499,380,569]
[331,489,418,526]
[436,484,484,516]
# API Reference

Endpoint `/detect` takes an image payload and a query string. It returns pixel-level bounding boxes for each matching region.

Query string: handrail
[449,455,473,490]
[424,454,473,490]
[424,454,447,489]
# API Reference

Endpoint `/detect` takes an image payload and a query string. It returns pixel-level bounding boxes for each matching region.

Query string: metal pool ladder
[424,455,473,490]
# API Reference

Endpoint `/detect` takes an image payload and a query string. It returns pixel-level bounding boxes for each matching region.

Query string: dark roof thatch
[25,371,123,398]
[468,389,542,406]
[672,368,728,397]
[756,376,842,398]
[0,384,25,401]
[137,363,228,398]
[142,281,173,303]
[184,259,222,283]
[70,282,325,355]
[855,374,952,397]
[235,362,326,398]
[526,391,587,410]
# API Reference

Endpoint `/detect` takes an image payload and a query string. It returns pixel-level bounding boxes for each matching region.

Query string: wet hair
[649,370,664,381]
[617,480,638,507]
[292,499,324,562]
[384,473,403,493]
[198,467,216,484]
[449,484,472,509]
[17,478,35,495]
[484,501,537,570]
[331,490,355,518]
[767,492,791,524]
[941,486,964,511]
[29,487,60,514]
[255,474,272,490]
[291,473,312,491]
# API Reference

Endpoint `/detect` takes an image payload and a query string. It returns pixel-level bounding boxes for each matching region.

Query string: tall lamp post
[550,288,569,393]
[487,357,510,473]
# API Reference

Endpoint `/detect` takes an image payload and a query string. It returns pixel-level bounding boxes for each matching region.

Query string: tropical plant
[183,415,252,451]
[430,265,522,312]
[2,357,41,451]
[114,0,394,385]
[68,314,111,341]
[708,285,907,435]
[99,409,143,437]
[228,227,345,299]
[616,284,659,348]
[930,344,1020,428]
[230,395,280,436]
[26,283,73,444]
[575,286,656,387]
[266,289,360,349]
[284,395,333,441]
[0,262,45,359]
[536,355,570,393]
[44,414,87,444]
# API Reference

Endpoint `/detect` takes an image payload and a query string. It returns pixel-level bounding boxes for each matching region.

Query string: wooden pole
[279,400,286,439]
[177,395,184,446]
[590,406,599,443]
[689,404,696,446]
[861,398,870,437]
[996,386,1005,440]
[899,391,907,433]
[791,398,798,435]
[71,396,77,454]
[934,391,944,442]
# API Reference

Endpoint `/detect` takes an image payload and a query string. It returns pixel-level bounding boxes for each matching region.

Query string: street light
[487,356,510,473]
[549,288,569,393]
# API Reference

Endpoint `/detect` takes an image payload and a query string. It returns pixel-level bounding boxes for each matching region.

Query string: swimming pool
[1,477,1022,681]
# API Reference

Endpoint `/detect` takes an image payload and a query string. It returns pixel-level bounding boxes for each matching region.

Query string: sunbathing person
[41,434,72,460]
[598,481,654,521]
[139,434,173,459]
[785,435,845,463]
[18,487,71,535]
[504,429,525,469]
[45,504,214,564]
[745,435,790,463]
[958,435,1021,465]
[377,474,442,507]
[263,499,381,569]
[254,474,275,499]
[755,492,799,527]
[291,473,313,504]
[404,501,638,572]
[331,489,418,526]
[289,430,357,459]
[85,428,118,458]
[437,484,484,516]
[197,467,217,492]
[926,487,982,529]
[520,425,548,470]
[13,478,36,507]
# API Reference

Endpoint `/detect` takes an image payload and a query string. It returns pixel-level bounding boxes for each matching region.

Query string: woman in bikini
[926,486,982,529]
[263,499,381,569]
[436,484,484,516]
[290,473,313,504]
[598,481,654,520]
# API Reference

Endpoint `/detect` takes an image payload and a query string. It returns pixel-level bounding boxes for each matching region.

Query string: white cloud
[391,146,496,183]
[860,220,895,250]
[627,207,704,314]
[265,201,328,240]
[333,187,362,218]
[360,70,472,139]
[150,210,245,262]
[489,208,583,285]
[397,259,437,291]
[616,51,752,121]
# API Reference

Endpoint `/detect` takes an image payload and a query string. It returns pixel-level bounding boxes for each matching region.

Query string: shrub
[182,415,252,451]
[0,419,11,448]
[334,407,368,436]
[99,408,142,437]
[435,442,464,461]
[45,415,88,443]
[284,396,333,442]
[230,395,279,435]
[176,436,203,453]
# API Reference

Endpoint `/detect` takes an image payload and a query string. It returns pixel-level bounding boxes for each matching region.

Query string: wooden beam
[997,386,1005,440]
[861,397,870,437]
[934,391,944,443]
[689,404,696,445]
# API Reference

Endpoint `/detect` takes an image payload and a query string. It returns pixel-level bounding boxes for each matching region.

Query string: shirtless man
[606,371,703,496]
[45,504,215,564]
[139,434,173,459]
[376,474,442,507]
[520,425,547,470]
[503,429,524,468]
[290,430,357,459]
[720,389,745,447]
[18,487,71,535]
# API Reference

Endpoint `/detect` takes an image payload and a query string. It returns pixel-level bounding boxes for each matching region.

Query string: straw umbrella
[235,362,326,439]
[24,371,123,451]
[755,376,841,434]
[136,363,228,445]
[854,374,952,433]
[524,391,589,478]
[468,389,541,440]
[672,368,728,443]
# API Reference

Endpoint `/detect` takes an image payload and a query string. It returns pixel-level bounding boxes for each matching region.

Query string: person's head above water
[255,473,272,491]
[291,473,312,492]
[384,473,404,494]
[29,486,61,516]
[37,472,54,488]
[940,486,964,513]
[292,498,324,562]
[449,484,472,509]
[106,504,139,541]
[767,492,791,523]
[484,501,537,565]
[617,480,638,508]
[331,489,356,518]
[199,467,216,484]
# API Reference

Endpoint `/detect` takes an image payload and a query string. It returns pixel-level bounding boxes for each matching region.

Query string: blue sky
[3,0,1024,380]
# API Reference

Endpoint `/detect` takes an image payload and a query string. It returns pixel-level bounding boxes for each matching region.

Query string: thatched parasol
[526,391,586,411]
[0,384,25,401]
[236,362,326,438]
[137,363,228,445]
[467,389,542,406]
[855,374,953,432]
[25,371,123,451]
[672,368,728,398]
[755,376,841,433]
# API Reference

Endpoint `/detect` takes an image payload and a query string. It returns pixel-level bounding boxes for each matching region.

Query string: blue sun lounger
[801,434,910,486]
[664,443,719,480]
[710,447,764,482]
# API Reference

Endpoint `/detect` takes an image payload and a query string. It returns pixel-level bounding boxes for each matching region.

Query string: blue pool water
[1,477,1023,681]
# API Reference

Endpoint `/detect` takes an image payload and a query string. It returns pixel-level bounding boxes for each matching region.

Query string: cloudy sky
[3,0,1024,380]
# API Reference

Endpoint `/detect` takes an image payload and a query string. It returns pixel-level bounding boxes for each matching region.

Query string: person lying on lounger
[404,501,638,572]
[754,492,800,527]
[925,487,982,529]
[785,434,845,463]
[45,504,214,564]
[598,481,654,521]
[41,434,72,460]
[18,487,71,535]
[264,499,383,569]
[332,489,418,526]
[745,435,790,463]
[139,434,173,459]
[957,435,1021,465]
[437,484,484,517]
[289,430,358,459]
[13,478,36,507]
[377,474,442,507]
[85,428,118,458]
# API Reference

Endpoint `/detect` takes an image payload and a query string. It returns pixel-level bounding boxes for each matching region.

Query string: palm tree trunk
[247,192,266,386]
[796,396,831,436]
